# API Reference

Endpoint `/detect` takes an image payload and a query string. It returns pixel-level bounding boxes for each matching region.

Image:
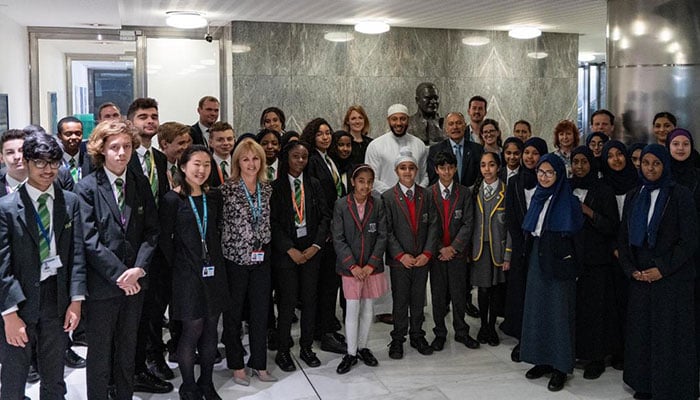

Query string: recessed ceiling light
[354,21,390,35]
[324,32,354,42]
[231,44,251,53]
[527,51,548,59]
[462,36,490,46]
[578,53,596,62]
[509,27,542,39]
[165,11,207,29]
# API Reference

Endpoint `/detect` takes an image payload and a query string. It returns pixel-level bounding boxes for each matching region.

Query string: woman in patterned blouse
[220,139,277,384]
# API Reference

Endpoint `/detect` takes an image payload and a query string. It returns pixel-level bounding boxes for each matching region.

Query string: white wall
[0,11,31,129]
[38,39,68,134]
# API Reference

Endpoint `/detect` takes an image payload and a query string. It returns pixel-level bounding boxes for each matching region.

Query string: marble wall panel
[232,22,293,76]
[289,24,351,77]
[286,75,349,132]
[231,75,292,132]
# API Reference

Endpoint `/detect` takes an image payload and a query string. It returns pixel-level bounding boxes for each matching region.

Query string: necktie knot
[406,189,414,201]
[38,193,49,205]
[443,188,450,199]
[267,165,274,180]
[484,184,494,198]
[69,158,76,168]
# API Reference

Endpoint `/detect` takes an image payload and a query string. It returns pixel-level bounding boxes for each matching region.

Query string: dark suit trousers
[222,257,271,370]
[0,278,66,400]
[431,258,469,338]
[390,264,430,342]
[86,292,144,400]
[274,238,320,352]
[134,253,171,370]
[315,244,340,334]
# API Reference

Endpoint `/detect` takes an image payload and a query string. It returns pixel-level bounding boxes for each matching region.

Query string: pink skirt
[342,272,388,300]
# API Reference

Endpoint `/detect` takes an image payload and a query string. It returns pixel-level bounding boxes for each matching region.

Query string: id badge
[251,251,265,262]
[296,226,308,238]
[202,265,215,278]
[42,255,63,274]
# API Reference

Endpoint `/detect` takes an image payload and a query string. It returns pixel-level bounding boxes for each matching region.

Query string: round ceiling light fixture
[461,36,490,46]
[166,11,207,29]
[354,21,390,34]
[324,32,355,42]
[509,27,542,39]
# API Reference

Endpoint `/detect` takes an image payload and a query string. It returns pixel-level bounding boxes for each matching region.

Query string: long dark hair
[472,151,501,203]
[300,118,333,150]
[176,144,212,197]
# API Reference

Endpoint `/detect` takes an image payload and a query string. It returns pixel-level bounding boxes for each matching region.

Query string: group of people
[0,93,698,400]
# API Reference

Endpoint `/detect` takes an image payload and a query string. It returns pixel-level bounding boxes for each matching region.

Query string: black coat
[306,150,345,215]
[427,139,483,188]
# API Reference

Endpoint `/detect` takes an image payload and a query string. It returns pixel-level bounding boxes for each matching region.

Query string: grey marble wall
[231,21,578,145]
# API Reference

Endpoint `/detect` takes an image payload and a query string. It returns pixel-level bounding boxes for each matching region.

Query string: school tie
[221,161,229,180]
[115,178,125,212]
[69,158,79,182]
[484,184,494,198]
[325,154,342,197]
[443,188,450,200]
[454,144,463,181]
[37,193,50,261]
[170,164,177,177]
[267,165,274,181]
[144,149,158,199]
[294,178,302,225]
[406,189,414,201]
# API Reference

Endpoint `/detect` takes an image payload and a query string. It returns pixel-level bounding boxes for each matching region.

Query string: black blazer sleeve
[65,191,87,299]
[57,167,75,192]
[0,201,24,312]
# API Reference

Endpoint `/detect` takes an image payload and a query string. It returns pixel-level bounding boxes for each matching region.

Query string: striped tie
[115,178,125,212]
[69,158,79,182]
[294,178,302,225]
[406,189,414,201]
[325,154,342,197]
[37,193,50,261]
[267,166,274,181]
[144,149,158,198]
[221,161,229,180]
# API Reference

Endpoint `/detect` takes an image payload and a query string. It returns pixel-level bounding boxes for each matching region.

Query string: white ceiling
[0,0,608,57]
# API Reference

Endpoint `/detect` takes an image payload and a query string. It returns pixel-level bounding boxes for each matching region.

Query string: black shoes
[430,336,446,351]
[178,384,203,400]
[510,343,521,363]
[357,348,378,367]
[275,351,296,372]
[476,327,489,344]
[583,360,605,380]
[455,335,480,349]
[525,364,554,379]
[465,302,480,318]
[375,314,394,325]
[388,340,404,359]
[336,354,357,374]
[72,332,88,347]
[410,338,434,356]
[611,356,624,371]
[148,356,175,380]
[197,380,222,400]
[133,370,174,393]
[633,392,652,399]
[299,347,321,367]
[547,370,567,392]
[65,348,86,369]
[487,327,500,347]
[27,364,40,383]
[320,332,347,354]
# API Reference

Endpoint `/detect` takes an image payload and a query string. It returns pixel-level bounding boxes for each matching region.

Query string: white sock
[345,299,360,356]
[357,298,374,350]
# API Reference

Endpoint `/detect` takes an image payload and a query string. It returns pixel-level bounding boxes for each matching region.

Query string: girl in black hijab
[600,140,637,220]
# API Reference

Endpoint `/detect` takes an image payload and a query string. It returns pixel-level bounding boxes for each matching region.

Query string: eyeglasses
[482,129,498,135]
[536,169,556,178]
[31,159,62,169]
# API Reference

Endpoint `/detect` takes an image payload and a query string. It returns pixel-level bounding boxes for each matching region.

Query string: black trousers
[390,263,430,342]
[430,257,469,338]
[222,256,271,370]
[0,278,66,400]
[274,238,320,352]
[86,292,144,400]
[315,244,340,334]
[134,252,171,371]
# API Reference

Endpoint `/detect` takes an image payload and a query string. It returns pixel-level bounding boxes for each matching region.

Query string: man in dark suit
[189,96,220,146]
[125,98,174,393]
[427,112,483,318]
[0,132,86,400]
[76,120,159,400]
[57,116,94,183]
[208,121,235,187]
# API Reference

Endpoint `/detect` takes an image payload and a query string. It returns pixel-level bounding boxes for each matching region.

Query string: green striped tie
[69,158,79,182]
[115,178,125,212]
[37,193,50,261]
[325,154,342,197]
[221,161,229,179]
[144,149,158,198]
[294,178,302,225]
[267,165,274,181]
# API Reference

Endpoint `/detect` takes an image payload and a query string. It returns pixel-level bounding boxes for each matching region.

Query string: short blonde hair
[87,120,140,167]
[230,139,268,182]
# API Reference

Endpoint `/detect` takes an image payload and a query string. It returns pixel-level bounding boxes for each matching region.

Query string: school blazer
[427,139,484,188]
[306,150,346,214]
[76,167,159,300]
[429,182,473,256]
[332,194,387,276]
[381,184,438,266]
[0,184,86,323]
[471,180,508,266]
[127,147,170,204]
[270,175,330,256]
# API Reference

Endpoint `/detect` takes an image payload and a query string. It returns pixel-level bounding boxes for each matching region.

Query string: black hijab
[600,140,637,195]
[521,137,549,190]
[570,146,598,190]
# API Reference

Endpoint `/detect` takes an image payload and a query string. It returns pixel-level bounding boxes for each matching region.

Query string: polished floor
[21,309,635,400]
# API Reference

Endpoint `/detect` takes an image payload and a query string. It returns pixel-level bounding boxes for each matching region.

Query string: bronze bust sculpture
[407,82,444,145]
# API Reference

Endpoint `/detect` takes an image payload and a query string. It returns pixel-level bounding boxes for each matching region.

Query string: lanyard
[241,180,262,225]
[34,210,53,247]
[188,194,209,258]
[291,181,305,225]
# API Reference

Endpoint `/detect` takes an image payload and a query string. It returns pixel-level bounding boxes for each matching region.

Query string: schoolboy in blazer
[0,133,86,400]
[382,148,438,359]
[427,151,478,351]
[76,120,159,400]
[207,121,236,188]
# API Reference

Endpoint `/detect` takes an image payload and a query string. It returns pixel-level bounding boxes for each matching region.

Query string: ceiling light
[462,36,490,46]
[509,27,541,39]
[231,44,251,53]
[579,53,596,62]
[165,11,207,29]
[658,28,673,42]
[527,52,548,59]
[324,32,354,42]
[631,19,647,36]
[354,21,390,34]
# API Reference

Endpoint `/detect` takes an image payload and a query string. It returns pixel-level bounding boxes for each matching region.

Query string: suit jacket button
[35,282,40,287]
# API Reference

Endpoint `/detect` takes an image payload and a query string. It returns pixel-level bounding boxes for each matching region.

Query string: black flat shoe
[465,302,480,318]
[376,314,394,325]
[147,356,175,380]
[336,354,357,374]
[196,380,222,400]
[455,335,480,349]
[547,370,567,392]
[320,332,347,354]
[430,336,446,351]
[487,327,500,347]
[510,343,521,363]
[583,360,605,380]
[388,340,404,359]
[299,347,321,368]
[275,351,296,372]
[178,384,203,400]
[65,348,86,369]
[525,364,554,379]
[357,348,378,367]
[410,338,434,356]
[133,371,174,393]
[476,327,489,344]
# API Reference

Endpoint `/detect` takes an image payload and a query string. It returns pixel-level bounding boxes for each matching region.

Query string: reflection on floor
[22,311,634,400]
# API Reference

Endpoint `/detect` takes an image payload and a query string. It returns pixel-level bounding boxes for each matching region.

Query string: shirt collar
[398,182,415,196]
[288,173,304,186]
[103,167,126,186]
[62,152,77,164]
[25,181,56,202]
[5,174,26,191]
[483,179,499,193]
[449,137,465,148]
[198,121,210,134]
[438,180,453,194]
[136,145,150,157]
[213,153,232,166]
